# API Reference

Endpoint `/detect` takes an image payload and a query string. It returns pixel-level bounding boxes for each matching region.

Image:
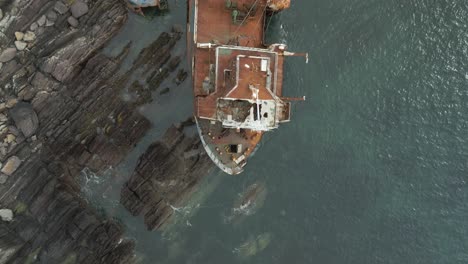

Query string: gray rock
[9,102,39,138]
[0,48,16,63]
[14,41,27,51]
[23,31,36,42]
[0,174,7,184]
[0,209,13,221]
[45,19,55,27]
[5,98,18,108]
[30,22,38,31]
[67,16,79,27]
[54,1,69,14]
[46,10,58,22]
[37,15,46,27]
[1,156,21,176]
[70,0,88,18]
[0,9,3,21]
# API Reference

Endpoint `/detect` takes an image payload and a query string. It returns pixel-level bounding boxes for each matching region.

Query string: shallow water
[82,1,468,263]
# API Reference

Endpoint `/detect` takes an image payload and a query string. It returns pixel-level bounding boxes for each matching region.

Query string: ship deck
[192,0,289,174]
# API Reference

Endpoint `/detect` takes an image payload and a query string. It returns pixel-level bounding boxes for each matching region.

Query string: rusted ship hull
[191,0,298,175]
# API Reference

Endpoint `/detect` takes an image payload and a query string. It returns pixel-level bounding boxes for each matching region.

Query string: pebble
[23,31,36,42]
[14,31,24,41]
[54,1,69,15]
[70,0,89,18]
[15,41,27,51]
[0,209,13,222]
[37,15,46,27]
[46,10,58,22]
[0,114,6,123]
[30,22,39,31]
[0,48,16,63]
[1,156,21,176]
[0,103,5,112]
[67,16,79,27]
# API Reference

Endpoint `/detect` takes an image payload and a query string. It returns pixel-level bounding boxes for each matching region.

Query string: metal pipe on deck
[283,51,309,63]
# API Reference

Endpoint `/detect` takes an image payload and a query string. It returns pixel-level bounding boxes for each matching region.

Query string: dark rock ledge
[121,120,214,231]
[0,0,188,263]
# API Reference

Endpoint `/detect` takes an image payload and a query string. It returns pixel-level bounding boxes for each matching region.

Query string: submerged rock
[234,232,273,258]
[224,181,267,225]
[8,102,39,137]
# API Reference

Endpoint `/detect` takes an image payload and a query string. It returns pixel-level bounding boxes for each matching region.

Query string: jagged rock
[30,22,38,31]
[46,10,58,22]
[23,31,35,42]
[67,16,79,27]
[0,48,16,63]
[1,156,21,176]
[54,1,69,14]
[8,102,39,137]
[37,15,46,26]
[14,31,24,41]
[70,0,89,18]
[14,41,27,51]
[0,209,13,221]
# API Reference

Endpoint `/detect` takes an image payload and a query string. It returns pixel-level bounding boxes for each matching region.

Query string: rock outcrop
[0,0,185,263]
[121,121,214,231]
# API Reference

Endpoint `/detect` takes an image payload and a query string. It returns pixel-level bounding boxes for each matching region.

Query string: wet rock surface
[120,122,214,231]
[0,0,187,263]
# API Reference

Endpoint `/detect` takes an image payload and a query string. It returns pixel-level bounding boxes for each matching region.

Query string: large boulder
[1,156,21,176]
[8,102,39,137]
[70,1,88,18]
[0,48,16,63]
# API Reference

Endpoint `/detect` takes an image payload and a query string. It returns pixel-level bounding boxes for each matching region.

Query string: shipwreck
[190,0,307,175]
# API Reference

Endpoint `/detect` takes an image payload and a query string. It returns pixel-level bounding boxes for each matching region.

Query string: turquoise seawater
[84,1,468,263]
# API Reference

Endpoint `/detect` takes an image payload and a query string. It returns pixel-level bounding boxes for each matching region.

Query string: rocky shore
[0,0,195,263]
[121,120,214,231]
